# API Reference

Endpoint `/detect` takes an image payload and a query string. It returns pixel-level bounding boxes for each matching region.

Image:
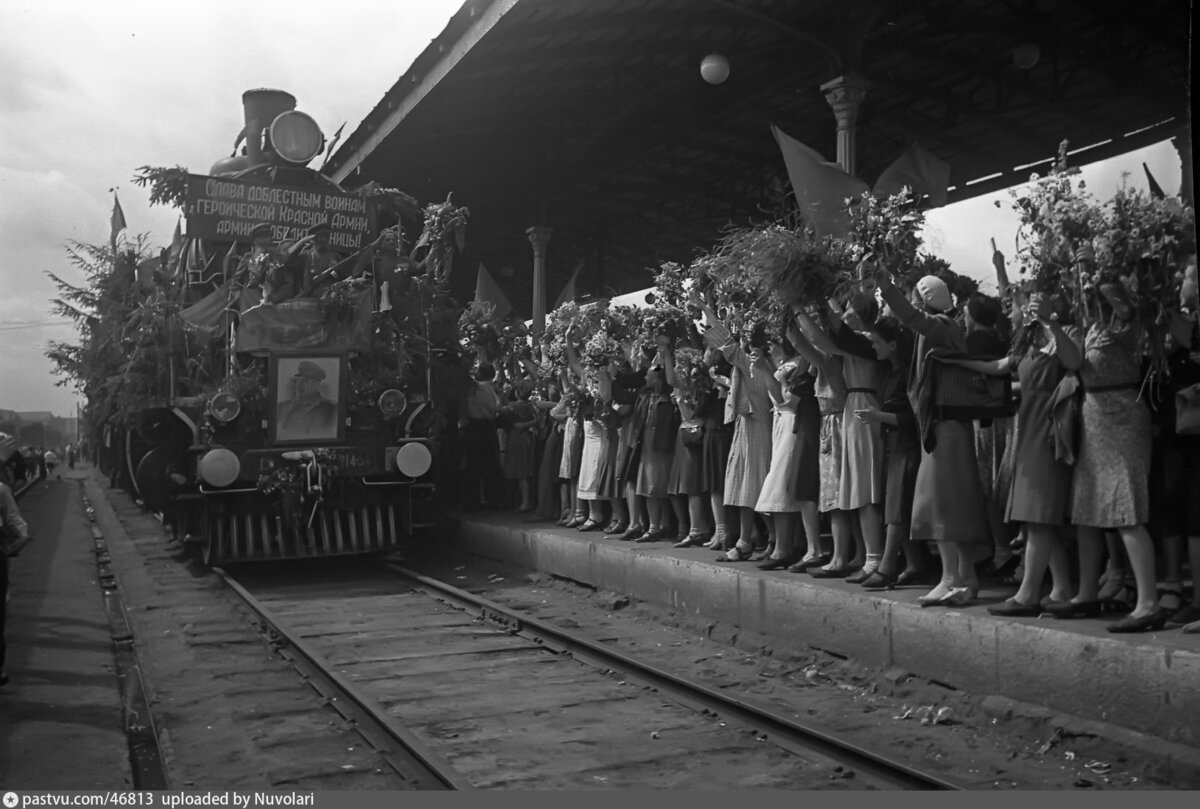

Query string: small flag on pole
[553,260,583,309]
[110,191,127,255]
[475,263,514,320]
[1142,163,1166,199]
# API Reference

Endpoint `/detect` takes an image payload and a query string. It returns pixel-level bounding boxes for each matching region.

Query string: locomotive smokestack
[241,89,296,167]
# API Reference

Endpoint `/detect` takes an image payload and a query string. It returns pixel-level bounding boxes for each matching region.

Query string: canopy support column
[526,225,553,335]
[820,73,871,175]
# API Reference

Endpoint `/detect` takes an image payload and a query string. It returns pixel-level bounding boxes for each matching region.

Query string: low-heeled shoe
[1107,609,1169,634]
[1044,600,1102,619]
[987,599,1042,617]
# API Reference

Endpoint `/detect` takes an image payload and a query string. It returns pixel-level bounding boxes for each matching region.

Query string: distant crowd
[0,442,83,488]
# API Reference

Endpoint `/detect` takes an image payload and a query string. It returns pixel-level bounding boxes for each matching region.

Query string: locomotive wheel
[134,447,173,514]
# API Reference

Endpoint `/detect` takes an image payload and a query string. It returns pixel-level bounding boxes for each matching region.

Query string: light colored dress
[815,360,845,514]
[576,416,606,498]
[838,353,885,510]
[1069,321,1151,528]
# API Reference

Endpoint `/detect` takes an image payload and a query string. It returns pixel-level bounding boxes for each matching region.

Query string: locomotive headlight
[377,388,407,417]
[198,448,241,487]
[395,442,432,478]
[209,391,242,423]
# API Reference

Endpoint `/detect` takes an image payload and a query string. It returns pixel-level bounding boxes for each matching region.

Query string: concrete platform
[447,512,1200,749]
[0,468,132,789]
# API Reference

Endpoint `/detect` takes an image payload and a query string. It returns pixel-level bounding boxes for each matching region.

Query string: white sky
[0,0,1186,416]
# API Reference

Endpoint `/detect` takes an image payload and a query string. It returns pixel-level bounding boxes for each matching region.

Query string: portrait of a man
[271,356,343,443]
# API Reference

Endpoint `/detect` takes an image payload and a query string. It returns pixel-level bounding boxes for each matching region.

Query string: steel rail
[388,562,965,791]
[214,568,472,791]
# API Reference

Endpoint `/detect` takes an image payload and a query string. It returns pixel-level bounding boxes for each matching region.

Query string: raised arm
[877,270,966,352]
[564,330,586,380]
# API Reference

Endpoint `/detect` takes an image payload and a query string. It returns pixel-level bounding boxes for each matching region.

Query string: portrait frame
[267,352,348,445]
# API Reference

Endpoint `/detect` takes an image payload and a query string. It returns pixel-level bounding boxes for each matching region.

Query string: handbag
[929,353,1015,421]
[1048,372,1083,465]
[1176,382,1200,435]
[680,418,705,447]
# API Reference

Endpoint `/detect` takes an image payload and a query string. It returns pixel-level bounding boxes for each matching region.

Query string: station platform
[446,512,1200,751]
[0,467,132,789]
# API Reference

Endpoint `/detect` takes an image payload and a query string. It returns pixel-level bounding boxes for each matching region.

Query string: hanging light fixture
[700,53,731,85]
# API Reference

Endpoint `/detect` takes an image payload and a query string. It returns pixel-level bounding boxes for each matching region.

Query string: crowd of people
[455,248,1200,636]
[0,442,80,488]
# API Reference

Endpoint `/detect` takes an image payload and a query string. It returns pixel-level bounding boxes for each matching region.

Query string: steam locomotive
[113,89,455,565]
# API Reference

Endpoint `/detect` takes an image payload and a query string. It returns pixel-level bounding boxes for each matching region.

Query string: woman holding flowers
[944,291,1081,615]
[1054,257,1164,631]
[877,269,988,606]
[568,332,613,532]
[632,349,680,542]
[703,307,776,561]
[751,336,822,569]
[795,294,887,582]
[665,344,713,546]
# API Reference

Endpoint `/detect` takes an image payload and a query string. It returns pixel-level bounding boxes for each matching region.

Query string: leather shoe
[577,519,602,532]
[809,564,857,579]
[635,529,667,543]
[1107,609,1169,633]
[1044,600,1102,619]
[1168,604,1200,625]
[987,598,1042,617]
[859,570,898,590]
[620,524,645,541]
[845,567,876,584]
[896,569,936,587]
[790,554,831,572]
[757,554,800,571]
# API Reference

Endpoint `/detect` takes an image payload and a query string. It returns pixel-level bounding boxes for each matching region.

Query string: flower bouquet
[847,188,925,281]
[581,330,621,368]
[458,300,500,357]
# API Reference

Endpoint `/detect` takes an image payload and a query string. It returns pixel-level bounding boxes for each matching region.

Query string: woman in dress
[944,293,1080,614]
[556,368,586,527]
[702,307,775,561]
[599,356,638,536]
[786,313,854,575]
[632,351,680,542]
[795,294,886,582]
[502,380,539,512]
[665,343,713,547]
[848,316,929,588]
[566,336,611,531]
[1056,267,1165,632]
[877,271,989,606]
[698,348,734,549]
[753,338,822,569]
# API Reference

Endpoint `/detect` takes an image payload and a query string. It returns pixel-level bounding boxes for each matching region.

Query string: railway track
[221,560,965,790]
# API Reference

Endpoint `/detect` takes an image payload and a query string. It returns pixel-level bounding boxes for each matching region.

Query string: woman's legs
[687,495,709,537]
[1072,526,1106,603]
[669,495,689,538]
[1097,531,1128,599]
[609,496,628,527]
[1011,523,1060,605]
[798,502,822,561]
[1117,524,1160,618]
[822,510,853,570]
[771,512,797,559]
[709,492,729,548]
[856,503,884,575]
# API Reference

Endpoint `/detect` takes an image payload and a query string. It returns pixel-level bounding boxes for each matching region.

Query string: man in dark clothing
[457,362,502,507]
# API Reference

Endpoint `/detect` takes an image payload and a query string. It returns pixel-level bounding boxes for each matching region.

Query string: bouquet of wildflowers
[457,300,499,356]
[671,346,706,408]
[1007,141,1103,306]
[846,188,925,281]
[581,331,621,368]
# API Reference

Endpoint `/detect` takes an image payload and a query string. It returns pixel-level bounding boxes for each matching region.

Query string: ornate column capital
[526,225,553,254]
[820,73,871,130]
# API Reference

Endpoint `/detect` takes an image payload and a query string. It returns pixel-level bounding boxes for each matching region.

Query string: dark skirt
[667,428,706,495]
[701,422,733,496]
[536,427,563,518]
[596,426,622,499]
[791,394,821,502]
[911,420,988,544]
[884,448,920,526]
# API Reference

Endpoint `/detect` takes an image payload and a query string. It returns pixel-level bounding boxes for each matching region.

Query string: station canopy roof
[326,0,1192,313]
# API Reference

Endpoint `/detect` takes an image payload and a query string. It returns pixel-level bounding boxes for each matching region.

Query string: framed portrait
[268,353,347,445]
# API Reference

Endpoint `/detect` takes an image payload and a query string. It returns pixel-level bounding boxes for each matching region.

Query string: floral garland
[458,300,500,356]
[415,194,470,284]
[257,448,341,497]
